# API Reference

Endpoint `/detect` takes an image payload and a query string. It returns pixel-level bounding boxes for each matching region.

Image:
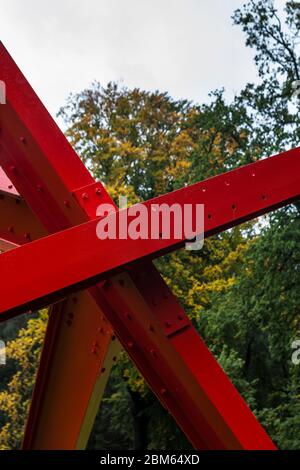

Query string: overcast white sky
[0,0,286,122]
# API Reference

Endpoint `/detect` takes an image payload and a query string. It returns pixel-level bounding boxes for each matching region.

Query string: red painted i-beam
[0,146,299,320]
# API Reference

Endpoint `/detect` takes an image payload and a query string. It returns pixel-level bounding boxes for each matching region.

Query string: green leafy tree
[0,312,47,450]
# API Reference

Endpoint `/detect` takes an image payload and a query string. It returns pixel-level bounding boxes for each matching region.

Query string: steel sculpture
[1,42,294,450]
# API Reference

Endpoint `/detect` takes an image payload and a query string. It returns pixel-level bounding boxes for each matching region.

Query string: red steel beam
[97,267,276,450]
[0,145,299,319]
[0,42,277,449]
[0,43,118,449]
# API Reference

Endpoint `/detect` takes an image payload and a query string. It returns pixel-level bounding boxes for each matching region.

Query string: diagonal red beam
[0,145,299,320]
[0,42,119,449]
[93,269,275,450]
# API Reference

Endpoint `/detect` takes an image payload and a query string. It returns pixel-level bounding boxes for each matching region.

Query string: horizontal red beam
[0,145,299,320]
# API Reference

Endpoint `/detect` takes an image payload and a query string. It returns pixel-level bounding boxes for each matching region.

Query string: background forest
[1,0,300,450]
